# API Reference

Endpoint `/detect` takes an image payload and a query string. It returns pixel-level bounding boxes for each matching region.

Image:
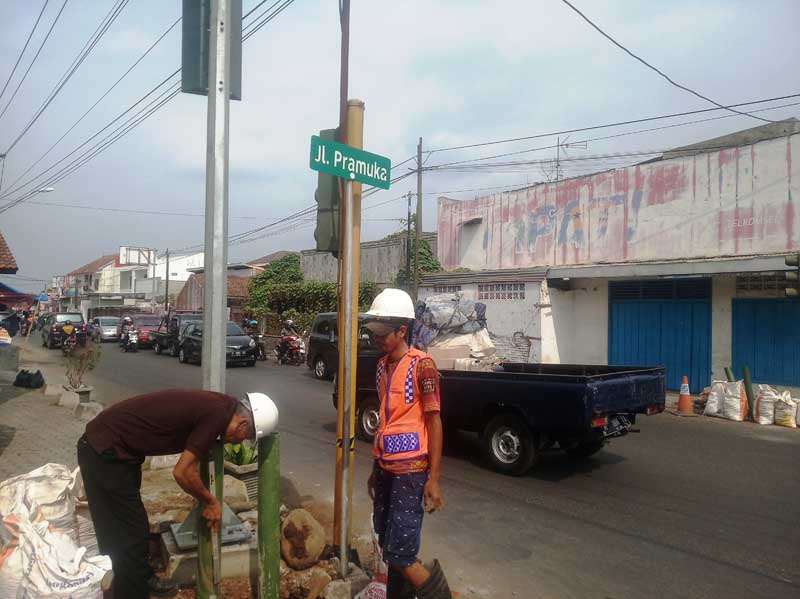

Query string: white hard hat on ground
[243,392,278,441]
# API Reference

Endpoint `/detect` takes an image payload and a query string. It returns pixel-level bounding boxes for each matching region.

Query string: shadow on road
[0,424,16,459]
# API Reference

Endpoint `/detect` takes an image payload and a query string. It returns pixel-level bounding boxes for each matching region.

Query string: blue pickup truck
[337,357,666,475]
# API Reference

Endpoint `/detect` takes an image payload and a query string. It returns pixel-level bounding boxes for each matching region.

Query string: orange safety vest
[373,347,429,462]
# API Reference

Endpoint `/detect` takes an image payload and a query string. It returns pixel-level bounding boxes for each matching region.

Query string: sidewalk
[0,338,129,481]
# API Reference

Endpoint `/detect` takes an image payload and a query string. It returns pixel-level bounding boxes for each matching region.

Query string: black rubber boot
[414,559,452,599]
[148,575,179,597]
[387,567,416,599]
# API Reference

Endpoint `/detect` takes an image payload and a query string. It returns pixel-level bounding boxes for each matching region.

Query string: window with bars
[478,283,525,300]
[433,284,462,294]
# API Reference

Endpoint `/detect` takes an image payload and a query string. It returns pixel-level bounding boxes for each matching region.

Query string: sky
[0,0,799,292]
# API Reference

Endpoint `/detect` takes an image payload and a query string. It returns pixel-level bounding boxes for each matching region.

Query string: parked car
[306,312,376,380]
[40,312,87,349]
[117,314,161,349]
[178,321,257,367]
[151,311,203,356]
[334,340,666,475]
[91,316,120,342]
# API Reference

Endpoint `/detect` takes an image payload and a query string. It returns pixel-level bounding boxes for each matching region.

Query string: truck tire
[170,342,179,357]
[483,414,537,476]
[154,342,162,355]
[565,439,606,459]
[356,397,380,443]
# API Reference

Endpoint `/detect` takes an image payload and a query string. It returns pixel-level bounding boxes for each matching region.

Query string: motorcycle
[250,333,268,361]
[274,334,306,366]
[61,325,78,357]
[121,328,139,353]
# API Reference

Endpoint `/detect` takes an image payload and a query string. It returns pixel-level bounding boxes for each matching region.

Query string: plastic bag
[754,385,778,425]
[355,514,386,599]
[704,382,725,417]
[773,392,797,428]
[721,381,748,422]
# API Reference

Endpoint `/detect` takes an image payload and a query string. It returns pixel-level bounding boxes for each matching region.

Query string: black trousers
[77,436,151,599]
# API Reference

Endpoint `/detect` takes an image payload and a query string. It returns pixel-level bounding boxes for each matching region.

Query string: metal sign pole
[198,0,231,596]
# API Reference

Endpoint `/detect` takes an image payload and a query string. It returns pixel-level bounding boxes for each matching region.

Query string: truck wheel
[154,343,162,355]
[483,414,537,476]
[565,439,606,459]
[357,397,380,443]
[313,357,329,380]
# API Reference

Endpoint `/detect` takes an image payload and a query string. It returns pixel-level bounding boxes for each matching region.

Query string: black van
[306,312,381,379]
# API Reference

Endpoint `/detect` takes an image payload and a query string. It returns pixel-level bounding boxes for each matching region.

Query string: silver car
[92,316,120,342]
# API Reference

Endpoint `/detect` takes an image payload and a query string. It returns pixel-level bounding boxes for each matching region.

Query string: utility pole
[414,137,423,301]
[150,248,158,310]
[406,192,412,292]
[164,249,170,313]
[73,278,79,310]
[333,99,364,579]
[197,0,232,596]
[555,136,561,181]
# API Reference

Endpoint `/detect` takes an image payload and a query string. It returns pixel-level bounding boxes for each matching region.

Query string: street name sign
[309,135,391,189]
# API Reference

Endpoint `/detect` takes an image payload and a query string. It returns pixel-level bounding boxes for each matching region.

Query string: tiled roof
[0,231,18,273]
[247,250,296,266]
[191,274,252,298]
[68,254,116,276]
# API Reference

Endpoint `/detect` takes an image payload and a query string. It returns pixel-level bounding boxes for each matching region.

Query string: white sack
[722,381,748,422]
[754,385,778,425]
[0,464,76,530]
[17,520,112,598]
[773,392,797,428]
[704,381,725,417]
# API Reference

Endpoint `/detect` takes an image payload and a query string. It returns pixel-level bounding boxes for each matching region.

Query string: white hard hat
[244,392,278,441]
[365,288,415,320]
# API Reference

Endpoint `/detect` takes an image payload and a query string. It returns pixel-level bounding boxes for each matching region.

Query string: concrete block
[58,390,80,409]
[44,383,62,397]
[161,531,259,585]
[73,401,104,421]
[0,345,20,372]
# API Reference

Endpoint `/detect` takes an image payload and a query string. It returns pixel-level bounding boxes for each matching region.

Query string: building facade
[431,125,800,392]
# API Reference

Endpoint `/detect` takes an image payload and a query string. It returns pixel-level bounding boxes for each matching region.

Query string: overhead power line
[0,0,69,124]
[0,0,50,105]
[4,0,131,154]
[1,16,181,196]
[28,200,258,219]
[558,0,771,124]
[0,0,297,213]
[428,93,800,153]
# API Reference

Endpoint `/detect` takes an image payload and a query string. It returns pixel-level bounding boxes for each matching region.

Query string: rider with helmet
[120,316,134,347]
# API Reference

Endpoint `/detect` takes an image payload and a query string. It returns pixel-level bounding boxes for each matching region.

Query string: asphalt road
[90,344,800,599]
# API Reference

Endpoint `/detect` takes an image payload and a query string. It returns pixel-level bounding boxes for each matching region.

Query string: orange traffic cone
[677,375,694,416]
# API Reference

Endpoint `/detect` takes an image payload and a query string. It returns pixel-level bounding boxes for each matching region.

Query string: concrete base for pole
[161,530,259,586]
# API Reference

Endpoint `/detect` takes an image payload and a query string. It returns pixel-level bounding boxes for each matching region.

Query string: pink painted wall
[437,134,800,270]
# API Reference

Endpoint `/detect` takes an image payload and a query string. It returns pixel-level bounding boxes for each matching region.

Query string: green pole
[197,443,224,598]
[742,366,756,422]
[258,433,280,599]
[724,367,735,382]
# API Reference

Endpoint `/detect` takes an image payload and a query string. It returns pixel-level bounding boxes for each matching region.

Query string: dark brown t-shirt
[84,389,238,461]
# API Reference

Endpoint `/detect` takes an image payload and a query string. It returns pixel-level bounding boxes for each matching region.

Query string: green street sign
[309,135,391,189]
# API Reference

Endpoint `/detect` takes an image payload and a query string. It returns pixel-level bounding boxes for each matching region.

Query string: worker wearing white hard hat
[77,389,278,599]
[363,288,452,599]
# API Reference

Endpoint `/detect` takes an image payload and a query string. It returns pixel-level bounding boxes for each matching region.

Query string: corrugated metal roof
[421,267,548,286]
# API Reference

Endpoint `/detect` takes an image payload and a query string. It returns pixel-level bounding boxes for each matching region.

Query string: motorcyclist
[277,319,300,363]
[120,316,134,347]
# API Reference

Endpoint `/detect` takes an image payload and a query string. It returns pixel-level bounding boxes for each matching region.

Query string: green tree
[248,254,303,311]
[395,238,440,288]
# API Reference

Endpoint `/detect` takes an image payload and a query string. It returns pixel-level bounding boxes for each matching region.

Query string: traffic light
[786,254,800,297]
[314,128,341,256]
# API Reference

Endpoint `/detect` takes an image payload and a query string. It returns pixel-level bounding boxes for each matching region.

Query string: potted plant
[223,440,258,501]
[61,340,101,405]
